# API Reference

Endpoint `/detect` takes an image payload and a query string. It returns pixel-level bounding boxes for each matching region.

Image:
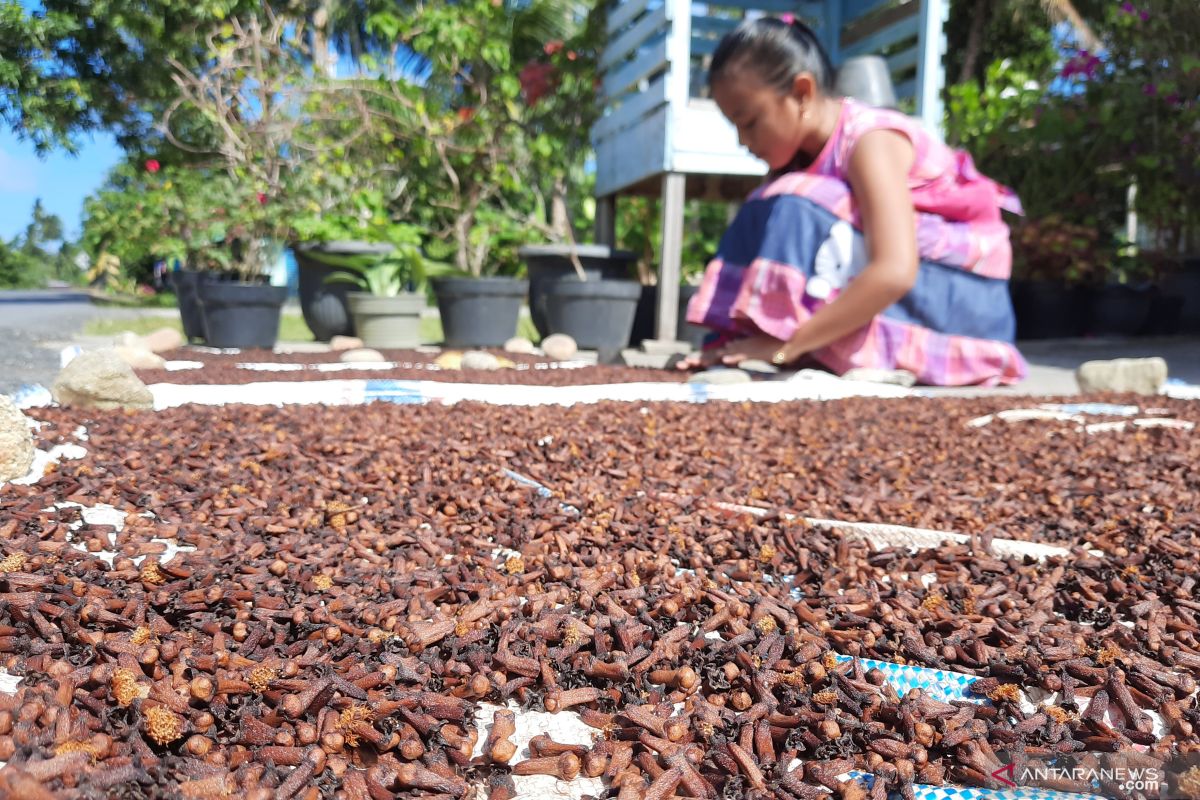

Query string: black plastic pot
[1161,266,1200,333]
[197,282,288,349]
[170,269,208,343]
[1139,291,1184,336]
[518,245,637,339]
[630,284,709,348]
[542,278,642,361]
[432,276,529,348]
[1087,284,1153,337]
[1010,280,1088,340]
[294,242,393,341]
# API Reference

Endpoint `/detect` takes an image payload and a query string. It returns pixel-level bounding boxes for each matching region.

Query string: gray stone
[139,327,184,353]
[1076,357,1168,396]
[52,349,153,411]
[688,368,752,385]
[541,333,578,362]
[0,395,35,483]
[738,359,781,375]
[842,367,918,387]
[640,339,693,356]
[330,336,364,351]
[461,351,501,371]
[620,349,676,369]
[114,331,142,348]
[114,346,166,370]
[340,348,386,363]
[503,336,536,355]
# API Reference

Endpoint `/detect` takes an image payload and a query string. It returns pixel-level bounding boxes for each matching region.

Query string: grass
[84,309,541,345]
[84,313,316,342]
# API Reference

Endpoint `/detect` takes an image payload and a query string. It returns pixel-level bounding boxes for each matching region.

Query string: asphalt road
[0,290,122,395]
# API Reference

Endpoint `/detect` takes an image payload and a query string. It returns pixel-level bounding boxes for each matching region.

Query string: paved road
[0,290,147,396]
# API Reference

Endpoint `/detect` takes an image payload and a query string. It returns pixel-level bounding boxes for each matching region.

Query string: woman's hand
[675,334,786,370]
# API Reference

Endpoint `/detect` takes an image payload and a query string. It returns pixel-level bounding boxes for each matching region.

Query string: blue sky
[0,128,123,243]
[1,0,124,244]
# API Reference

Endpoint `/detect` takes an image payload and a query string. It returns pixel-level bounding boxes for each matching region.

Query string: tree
[0,199,73,287]
[361,0,595,276]
[0,0,261,152]
[159,8,370,276]
[946,0,1107,86]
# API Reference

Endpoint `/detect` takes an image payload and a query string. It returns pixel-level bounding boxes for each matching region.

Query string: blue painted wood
[690,16,740,34]
[593,74,669,143]
[841,13,919,57]
[699,0,819,12]
[601,3,671,71]
[844,0,896,22]
[607,0,657,35]
[602,36,669,100]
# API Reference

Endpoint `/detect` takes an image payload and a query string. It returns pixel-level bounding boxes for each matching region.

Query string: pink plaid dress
[687,99,1028,386]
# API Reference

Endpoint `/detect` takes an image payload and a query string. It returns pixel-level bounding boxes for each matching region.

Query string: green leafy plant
[361,0,596,277]
[316,226,454,296]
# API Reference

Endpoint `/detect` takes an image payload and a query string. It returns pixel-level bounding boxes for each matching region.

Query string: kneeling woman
[679,17,1026,387]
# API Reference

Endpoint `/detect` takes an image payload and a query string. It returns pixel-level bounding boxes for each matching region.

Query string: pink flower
[256,192,267,205]
[1120,2,1136,13]
[1139,9,1149,20]
[544,40,563,55]
[145,159,161,173]
[1143,82,1157,96]
[1059,51,1100,80]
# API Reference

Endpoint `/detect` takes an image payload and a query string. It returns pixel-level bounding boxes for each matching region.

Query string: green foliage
[616,198,729,285]
[946,0,1199,284]
[0,199,78,288]
[0,0,260,152]
[360,0,597,276]
[313,225,455,296]
[82,157,309,284]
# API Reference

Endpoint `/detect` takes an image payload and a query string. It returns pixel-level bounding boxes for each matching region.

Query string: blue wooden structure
[592,0,949,341]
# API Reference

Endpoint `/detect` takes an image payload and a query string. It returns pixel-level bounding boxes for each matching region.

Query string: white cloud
[0,148,37,193]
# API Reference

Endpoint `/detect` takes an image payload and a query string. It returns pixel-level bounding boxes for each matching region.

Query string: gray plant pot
[432,276,529,348]
[835,55,898,108]
[347,292,425,350]
[542,278,642,360]
[295,241,394,341]
[518,244,638,339]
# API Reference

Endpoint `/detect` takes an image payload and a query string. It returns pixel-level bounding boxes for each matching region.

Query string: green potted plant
[158,8,366,347]
[317,225,449,349]
[292,189,398,341]
[508,5,643,354]
[190,175,293,348]
[364,0,547,347]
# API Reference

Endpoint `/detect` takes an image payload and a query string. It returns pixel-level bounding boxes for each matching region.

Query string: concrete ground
[3,288,1198,398]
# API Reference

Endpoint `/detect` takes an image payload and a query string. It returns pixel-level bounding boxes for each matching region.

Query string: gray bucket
[347,292,425,350]
[835,56,898,109]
